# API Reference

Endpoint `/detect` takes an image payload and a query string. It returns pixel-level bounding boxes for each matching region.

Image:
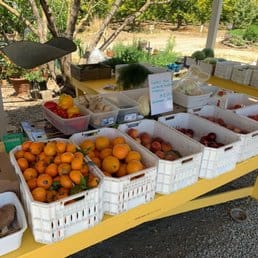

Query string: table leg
[251,176,258,200]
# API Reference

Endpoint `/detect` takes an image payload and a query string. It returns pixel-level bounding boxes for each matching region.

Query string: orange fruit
[71,157,83,170]
[126,160,144,174]
[74,151,84,160]
[53,175,61,182]
[38,151,47,161]
[43,155,54,165]
[14,150,24,159]
[21,141,33,151]
[44,141,57,156]
[29,142,44,155]
[45,163,58,177]
[55,187,69,200]
[112,136,126,146]
[46,190,57,203]
[17,157,29,171]
[36,173,53,189]
[95,136,110,151]
[56,141,67,153]
[23,167,38,181]
[115,163,127,177]
[58,163,72,175]
[60,152,74,163]
[32,187,47,202]
[90,156,101,168]
[102,171,112,177]
[34,160,47,174]
[125,151,141,163]
[112,144,130,160]
[87,176,99,188]
[102,156,120,174]
[69,170,83,185]
[99,148,113,160]
[87,150,96,159]
[66,143,77,153]
[27,178,37,190]
[79,139,95,153]
[53,155,62,165]
[60,175,73,188]
[80,163,89,176]
[23,151,36,163]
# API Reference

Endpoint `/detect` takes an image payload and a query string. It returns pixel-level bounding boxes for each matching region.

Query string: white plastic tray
[70,128,158,215]
[158,113,241,179]
[118,119,204,194]
[0,192,27,256]
[190,105,258,162]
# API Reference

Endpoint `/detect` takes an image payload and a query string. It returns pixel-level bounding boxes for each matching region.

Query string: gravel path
[1,84,258,258]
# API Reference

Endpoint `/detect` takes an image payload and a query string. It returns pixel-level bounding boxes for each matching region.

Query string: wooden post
[0,86,8,138]
[205,0,223,49]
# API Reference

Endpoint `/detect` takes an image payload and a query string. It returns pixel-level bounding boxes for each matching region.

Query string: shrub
[243,25,258,42]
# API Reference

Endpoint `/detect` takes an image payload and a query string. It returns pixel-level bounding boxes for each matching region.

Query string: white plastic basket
[231,65,253,85]
[173,83,215,109]
[118,119,204,194]
[214,61,240,80]
[0,192,27,256]
[224,93,258,110]
[199,61,215,75]
[158,113,241,179]
[250,69,258,87]
[42,101,91,135]
[234,104,258,123]
[70,128,158,215]
[9,140,103,244]
[190,105,258,162]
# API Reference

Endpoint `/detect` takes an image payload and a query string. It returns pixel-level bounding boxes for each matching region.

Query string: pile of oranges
[13,140,99,203]
[79,135,145,177]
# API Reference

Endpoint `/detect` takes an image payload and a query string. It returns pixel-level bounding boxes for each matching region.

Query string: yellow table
[3,77,258,258]
[71,76,258,98]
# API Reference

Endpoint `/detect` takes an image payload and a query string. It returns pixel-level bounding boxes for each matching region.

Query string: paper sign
[148,72,173,115]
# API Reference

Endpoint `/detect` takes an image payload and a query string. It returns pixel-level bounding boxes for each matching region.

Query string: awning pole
[206,0,223,49]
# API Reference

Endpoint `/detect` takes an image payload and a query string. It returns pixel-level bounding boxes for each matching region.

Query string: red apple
[155,150,165,159]
[127,128,139,139]
[150,141,162,152]
[140,132,152,145]
[161,141,172,152]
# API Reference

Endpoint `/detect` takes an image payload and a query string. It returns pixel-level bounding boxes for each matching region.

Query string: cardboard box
[0,152,20,198]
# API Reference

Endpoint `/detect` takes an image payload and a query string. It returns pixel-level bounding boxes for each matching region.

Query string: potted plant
[24,69,47,90]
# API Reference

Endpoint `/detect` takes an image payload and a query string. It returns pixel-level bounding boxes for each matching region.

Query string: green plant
[202,48,214,58]
[117,63,152,90]
[24,69,45,82]
[191,50,206,60]
[228,35,247,47]
[4,61,26,79]
[243,25,258,42]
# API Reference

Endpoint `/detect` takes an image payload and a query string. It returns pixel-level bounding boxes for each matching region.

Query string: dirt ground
[101,25,258,64]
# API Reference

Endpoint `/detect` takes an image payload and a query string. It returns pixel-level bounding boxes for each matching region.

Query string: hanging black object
[1,37,77,69]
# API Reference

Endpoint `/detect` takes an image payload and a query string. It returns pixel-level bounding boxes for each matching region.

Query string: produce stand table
[3,77,258,258]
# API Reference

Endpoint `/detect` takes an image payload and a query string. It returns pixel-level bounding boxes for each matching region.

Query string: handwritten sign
[148,72,173,115]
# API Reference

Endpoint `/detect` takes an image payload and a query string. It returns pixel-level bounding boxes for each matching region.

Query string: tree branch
[65,0,81,39]
[39,0,59,37]
[0,0,38,35]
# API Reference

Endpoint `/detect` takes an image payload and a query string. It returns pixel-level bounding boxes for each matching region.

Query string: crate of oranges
[9,138,103,244]
[70,128,158,215]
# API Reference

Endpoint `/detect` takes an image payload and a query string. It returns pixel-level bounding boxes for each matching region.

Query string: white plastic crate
[214,61,241,79]
[190,105,258,162]
[185,57,198,67]
[0,192,27,256]
[158,113,241,179]
[118,119,204,194]
[121,88,149,102]
[234,104,258,123]
[101,92,140,123]
[9,140,103,244]
[250,69,258,87]
[231,65,253,85]
[42,101,91,135]
[199,61,215,75]
[173,83,215,109]
[224,93,258,110]
[70,128,158,215]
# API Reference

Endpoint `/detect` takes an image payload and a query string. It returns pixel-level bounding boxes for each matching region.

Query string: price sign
[148,72,173,115]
